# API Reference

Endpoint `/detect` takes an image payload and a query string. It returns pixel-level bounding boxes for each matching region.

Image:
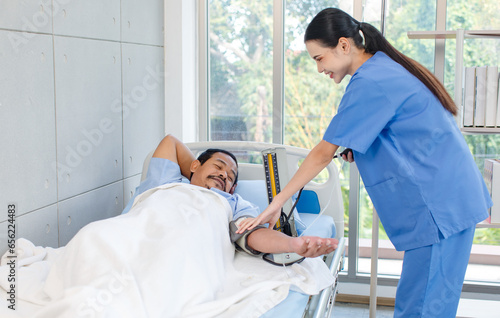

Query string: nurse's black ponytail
[305,8,457,116]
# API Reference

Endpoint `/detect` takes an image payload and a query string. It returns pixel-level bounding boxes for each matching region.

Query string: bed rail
[305,236,346,318]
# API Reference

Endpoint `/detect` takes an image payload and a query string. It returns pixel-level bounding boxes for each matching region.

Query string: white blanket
[0,183,334,318]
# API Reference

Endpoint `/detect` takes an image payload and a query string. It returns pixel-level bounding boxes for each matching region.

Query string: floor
[330,298,500,318]
[331,302,394,317]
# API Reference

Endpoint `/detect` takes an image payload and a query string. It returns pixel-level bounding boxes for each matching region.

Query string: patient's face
[190,153,238,193]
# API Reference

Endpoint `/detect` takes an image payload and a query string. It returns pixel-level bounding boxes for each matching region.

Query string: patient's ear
[190,160,201,173]
[229,183,237,195]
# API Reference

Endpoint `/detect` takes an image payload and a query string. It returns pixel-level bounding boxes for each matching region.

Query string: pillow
[298,214,336,238]
[234,180,269,213]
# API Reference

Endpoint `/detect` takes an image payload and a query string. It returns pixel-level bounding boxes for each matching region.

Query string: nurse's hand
[339,148,354,163]
[236,199,283,234]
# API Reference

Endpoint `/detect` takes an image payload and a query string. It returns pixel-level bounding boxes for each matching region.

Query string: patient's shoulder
[143,157,184,188]
[148,157,181,175]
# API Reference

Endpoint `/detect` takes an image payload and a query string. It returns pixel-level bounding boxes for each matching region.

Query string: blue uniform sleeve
[323,76,397,154]
[122,157,184,214]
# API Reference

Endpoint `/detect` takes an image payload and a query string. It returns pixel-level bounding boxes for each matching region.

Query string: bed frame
[141,141,346,318]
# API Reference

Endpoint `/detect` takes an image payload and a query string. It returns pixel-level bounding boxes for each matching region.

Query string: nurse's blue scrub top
[324,51,491,251]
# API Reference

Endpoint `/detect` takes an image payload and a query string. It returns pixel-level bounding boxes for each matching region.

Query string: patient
[123,134,338,258]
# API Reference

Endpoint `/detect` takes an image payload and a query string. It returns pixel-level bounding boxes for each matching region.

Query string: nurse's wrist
[271,194,287,208]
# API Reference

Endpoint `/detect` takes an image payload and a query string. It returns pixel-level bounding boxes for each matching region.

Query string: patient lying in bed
[0,135,338,318]
[122,134,338,258]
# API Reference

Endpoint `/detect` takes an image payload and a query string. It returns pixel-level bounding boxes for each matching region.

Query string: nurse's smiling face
[306,38,355,84]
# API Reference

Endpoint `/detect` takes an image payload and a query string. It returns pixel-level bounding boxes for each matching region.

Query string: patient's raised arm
[152,134,195,179]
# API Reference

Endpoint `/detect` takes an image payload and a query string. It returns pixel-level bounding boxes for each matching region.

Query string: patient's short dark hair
[196,148,239,183]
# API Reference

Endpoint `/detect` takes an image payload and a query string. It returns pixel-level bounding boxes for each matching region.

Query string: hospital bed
[142,141,347,318]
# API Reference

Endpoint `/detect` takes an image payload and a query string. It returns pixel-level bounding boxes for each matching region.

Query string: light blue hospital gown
[323,51,491,252]
[122,157,263,253]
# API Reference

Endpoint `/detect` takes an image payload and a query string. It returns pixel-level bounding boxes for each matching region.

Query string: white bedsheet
[0,183,334,318]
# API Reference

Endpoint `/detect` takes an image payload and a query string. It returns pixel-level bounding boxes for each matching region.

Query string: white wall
[0,0,165,254]
[164,0,198,142]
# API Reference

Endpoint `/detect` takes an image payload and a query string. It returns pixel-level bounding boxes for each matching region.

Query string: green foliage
[283,50,348,149]
[209,0,343,144]
[384,0,436,71]
[474,227,500,245]
[209,0,275,142]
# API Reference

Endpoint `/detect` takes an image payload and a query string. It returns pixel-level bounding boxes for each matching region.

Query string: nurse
[237,7,492,318]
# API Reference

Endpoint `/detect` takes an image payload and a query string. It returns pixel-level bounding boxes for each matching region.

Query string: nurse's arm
[236,140,339,232]
[270,140,339,205]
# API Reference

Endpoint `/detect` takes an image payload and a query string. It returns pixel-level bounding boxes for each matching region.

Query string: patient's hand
[290,236,338,258]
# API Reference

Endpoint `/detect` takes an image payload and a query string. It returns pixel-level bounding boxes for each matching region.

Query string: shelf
[467,30,500,38]
[407,30,500,40]
[461,128,500,134]
[476,222,500,228]
[407,30,457,39]
[408,29,500,133]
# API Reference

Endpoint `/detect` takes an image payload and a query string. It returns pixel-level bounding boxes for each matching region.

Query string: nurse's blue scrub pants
[394,226,475,318]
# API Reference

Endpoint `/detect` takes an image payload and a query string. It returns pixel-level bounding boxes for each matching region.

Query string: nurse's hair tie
[358,28,365,47]
[356,22,365,46]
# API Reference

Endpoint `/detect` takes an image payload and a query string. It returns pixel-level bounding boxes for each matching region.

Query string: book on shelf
[463,67,476,127]
[485,66,498,127]
[484,159,500,224]
[496,69,500,127]
[462,65,500,129]
[474,66,487,127]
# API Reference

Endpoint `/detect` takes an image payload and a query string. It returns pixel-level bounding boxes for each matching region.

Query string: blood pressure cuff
[229,216,267,256]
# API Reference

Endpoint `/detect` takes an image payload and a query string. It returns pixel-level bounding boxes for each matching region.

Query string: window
[208,0,274,142]
[283,0,351,150]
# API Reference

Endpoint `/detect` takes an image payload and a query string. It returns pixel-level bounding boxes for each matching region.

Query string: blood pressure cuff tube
[229,216,266,256]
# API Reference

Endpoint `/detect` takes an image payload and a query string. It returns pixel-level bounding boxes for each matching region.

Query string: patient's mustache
[208,175,226,188]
